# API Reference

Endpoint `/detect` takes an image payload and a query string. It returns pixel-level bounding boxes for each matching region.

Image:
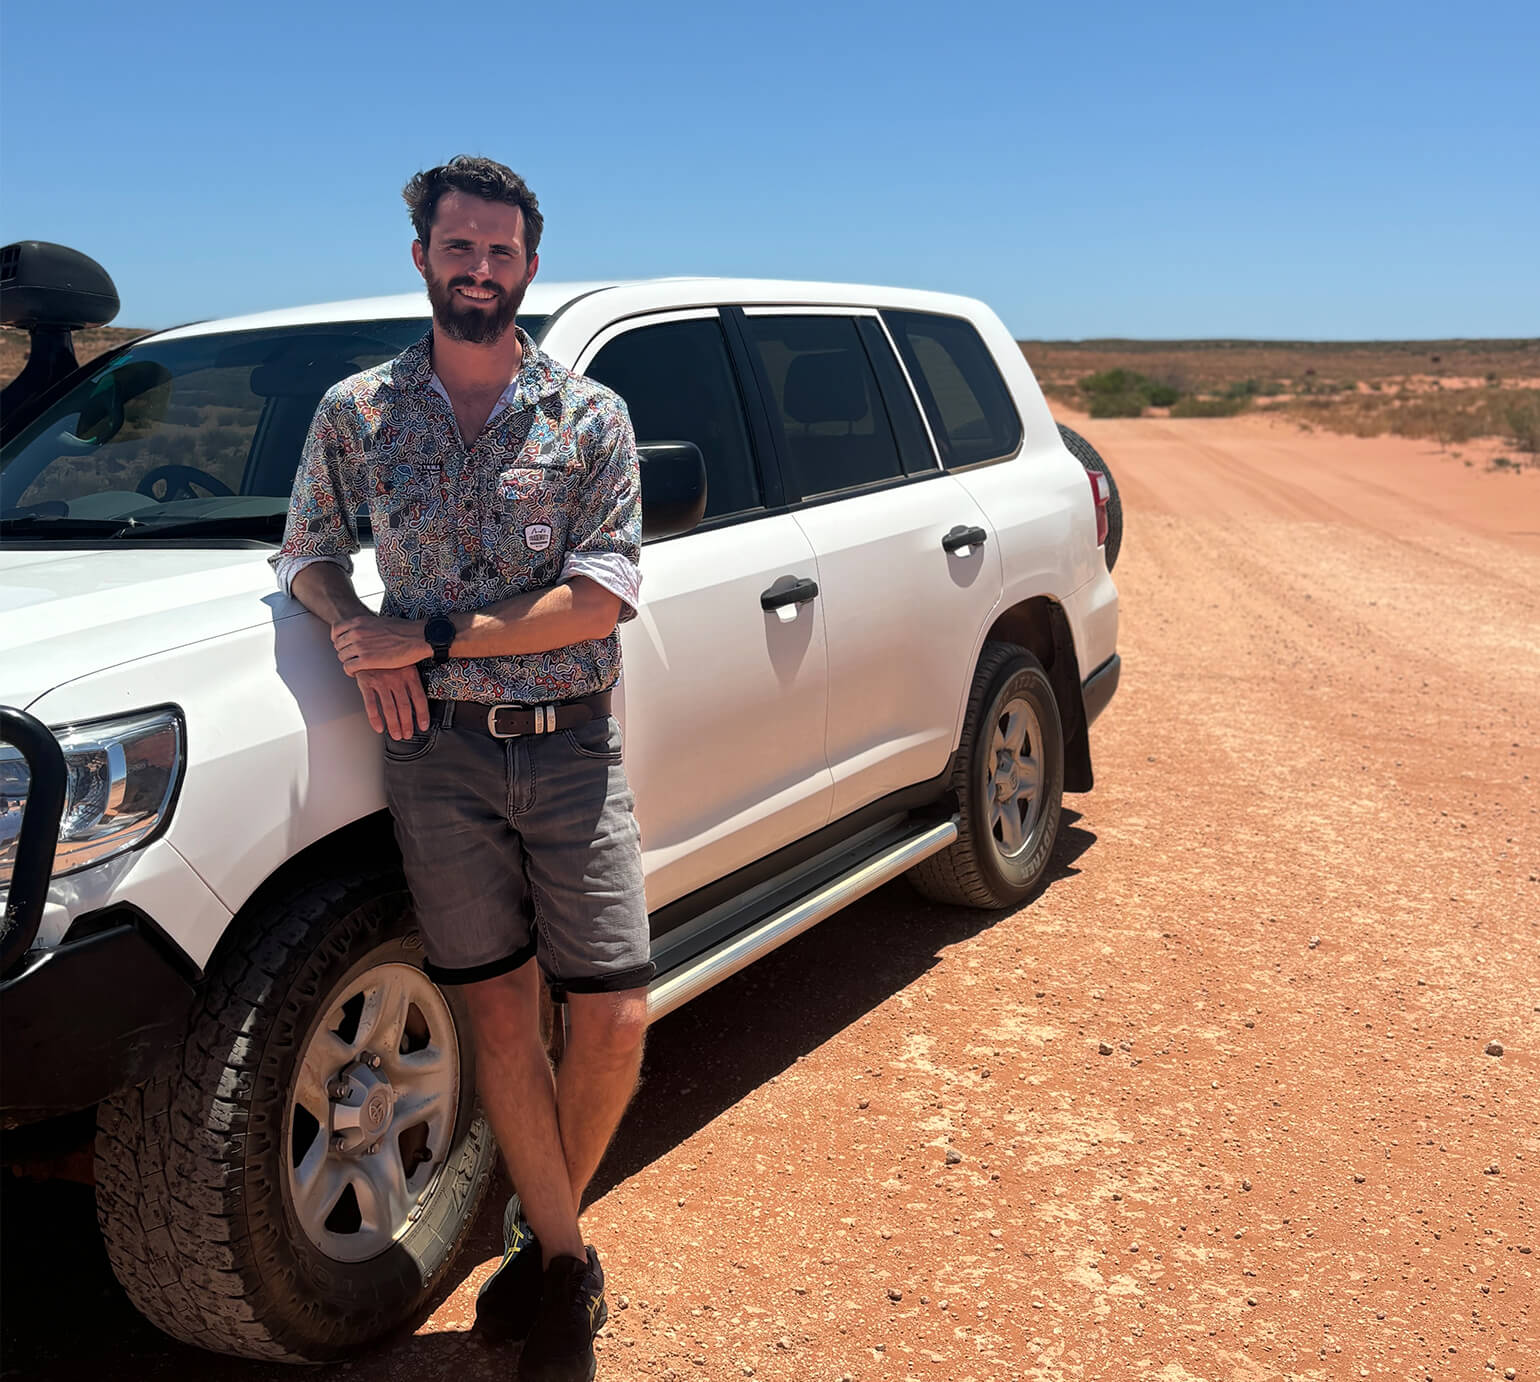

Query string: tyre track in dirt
[5,414,1536,1381]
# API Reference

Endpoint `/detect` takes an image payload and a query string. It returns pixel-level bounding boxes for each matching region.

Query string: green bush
[1170,395,1249,418]
[1089,392,1146,418]
[1079,367,1181,412]
[1078,368,1144,397]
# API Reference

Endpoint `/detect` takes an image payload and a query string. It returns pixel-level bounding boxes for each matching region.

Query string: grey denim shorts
[381,701,652,994]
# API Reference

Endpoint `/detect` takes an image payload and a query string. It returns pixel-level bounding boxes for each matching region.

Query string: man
[272,155,648,1382]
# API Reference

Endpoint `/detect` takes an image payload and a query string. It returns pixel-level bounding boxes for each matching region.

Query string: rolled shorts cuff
[424,937,539,987]
[549,961,657,1002]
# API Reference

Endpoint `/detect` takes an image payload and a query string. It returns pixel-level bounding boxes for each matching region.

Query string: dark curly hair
[402,156,543,255]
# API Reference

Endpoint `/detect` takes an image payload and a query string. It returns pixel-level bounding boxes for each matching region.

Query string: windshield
[0,313,547,541]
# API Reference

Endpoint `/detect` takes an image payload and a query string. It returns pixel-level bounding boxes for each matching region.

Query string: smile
[455,286,499,302]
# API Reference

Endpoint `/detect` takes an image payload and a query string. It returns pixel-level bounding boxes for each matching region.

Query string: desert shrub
[1079,368,1144,397]
[1170,395,1249,418]
[1089,392,1146,418]
[1079,367,1179,413]
[1505,396,1540,454]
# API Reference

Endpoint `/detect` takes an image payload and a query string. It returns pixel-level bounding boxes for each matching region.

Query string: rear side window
[585,316,762,522]
[883,310,1022,468]
[743,314,903,499]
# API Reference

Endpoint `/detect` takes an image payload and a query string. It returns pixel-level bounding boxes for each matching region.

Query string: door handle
[761,577,820,611]
[942,525,988,553]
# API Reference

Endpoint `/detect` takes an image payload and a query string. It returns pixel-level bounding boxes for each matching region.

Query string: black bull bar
[1,706,67,979]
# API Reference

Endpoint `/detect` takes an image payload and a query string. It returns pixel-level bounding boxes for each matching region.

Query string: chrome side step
[646,817,959,1023]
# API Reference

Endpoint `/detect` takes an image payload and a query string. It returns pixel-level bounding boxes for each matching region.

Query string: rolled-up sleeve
[269,390,361,596]
[560,396,642,620]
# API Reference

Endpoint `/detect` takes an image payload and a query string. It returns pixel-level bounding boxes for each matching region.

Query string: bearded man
[273,155,648,1382]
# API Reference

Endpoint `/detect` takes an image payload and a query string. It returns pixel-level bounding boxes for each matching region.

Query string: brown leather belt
[435,691,613,739]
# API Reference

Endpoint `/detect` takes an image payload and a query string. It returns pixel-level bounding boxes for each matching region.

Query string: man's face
[412,190,538,346]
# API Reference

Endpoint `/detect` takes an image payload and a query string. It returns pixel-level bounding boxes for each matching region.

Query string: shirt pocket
[494,462,572,563]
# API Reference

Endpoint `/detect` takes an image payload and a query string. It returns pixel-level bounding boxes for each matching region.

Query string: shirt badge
[524,523,553,552]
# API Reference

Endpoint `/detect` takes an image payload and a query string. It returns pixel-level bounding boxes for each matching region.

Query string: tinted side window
[883,310,1023,468]
[585,317,760,521]
[744,314,904,499]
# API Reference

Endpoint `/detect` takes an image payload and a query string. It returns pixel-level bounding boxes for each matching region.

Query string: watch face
[426,617,454,653]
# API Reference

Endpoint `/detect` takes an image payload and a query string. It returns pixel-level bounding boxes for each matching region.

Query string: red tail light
[1087,470,1110,547]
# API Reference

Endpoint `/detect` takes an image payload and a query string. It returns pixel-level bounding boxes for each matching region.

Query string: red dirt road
[5,413,1536,1381]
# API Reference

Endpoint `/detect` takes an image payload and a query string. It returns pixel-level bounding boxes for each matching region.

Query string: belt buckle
[486,704,557,738]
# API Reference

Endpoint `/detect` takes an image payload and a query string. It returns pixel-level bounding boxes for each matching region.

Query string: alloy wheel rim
[284,960,461,1263]
[985,693,1045,862]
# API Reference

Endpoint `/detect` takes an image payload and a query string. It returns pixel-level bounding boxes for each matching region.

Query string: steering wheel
[136,465,234,502]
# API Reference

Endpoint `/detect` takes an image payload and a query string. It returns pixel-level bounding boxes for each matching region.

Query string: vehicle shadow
[588,806,1093,1200]
[0,811,1093,1381]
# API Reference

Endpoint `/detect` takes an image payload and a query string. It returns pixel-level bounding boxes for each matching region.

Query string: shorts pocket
[562,715,623,763]
[382,721,440,764]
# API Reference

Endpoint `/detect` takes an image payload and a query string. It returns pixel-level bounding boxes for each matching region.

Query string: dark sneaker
[518,1245,608,1382]
[475,1194,543,1343]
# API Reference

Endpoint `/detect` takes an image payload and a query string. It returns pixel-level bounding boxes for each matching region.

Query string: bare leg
[556,989,649,1205]
[460,961,585,1264]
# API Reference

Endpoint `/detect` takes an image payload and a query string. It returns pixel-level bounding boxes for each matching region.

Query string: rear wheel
[909,642,1065,908]
[1058,422,1123,571]
[94,867,496,1362]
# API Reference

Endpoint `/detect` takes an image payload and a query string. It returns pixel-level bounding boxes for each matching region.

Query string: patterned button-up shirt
[272,327,641,705]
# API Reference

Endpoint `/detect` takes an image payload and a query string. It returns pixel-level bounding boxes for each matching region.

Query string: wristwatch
[423,615,456,665]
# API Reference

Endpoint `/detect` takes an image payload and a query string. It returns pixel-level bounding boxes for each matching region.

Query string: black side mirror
[639,441,707,541]
[1,242,122,437]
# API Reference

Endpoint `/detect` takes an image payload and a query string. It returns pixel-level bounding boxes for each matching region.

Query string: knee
[571,991,648,1065]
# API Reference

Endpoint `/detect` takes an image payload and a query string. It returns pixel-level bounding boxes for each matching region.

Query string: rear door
[578,309,833,916]
[734,308,1003,821]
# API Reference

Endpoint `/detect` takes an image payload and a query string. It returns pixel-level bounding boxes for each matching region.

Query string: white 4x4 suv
[0,243,1120,1362]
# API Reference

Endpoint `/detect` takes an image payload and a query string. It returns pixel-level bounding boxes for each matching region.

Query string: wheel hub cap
[329,1055,398,1153]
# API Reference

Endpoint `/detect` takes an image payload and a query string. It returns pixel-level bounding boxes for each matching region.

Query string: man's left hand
[332,614,430,674]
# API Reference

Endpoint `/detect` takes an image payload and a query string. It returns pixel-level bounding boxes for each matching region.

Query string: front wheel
[94,867,497,1362]
[908,642,1065,909]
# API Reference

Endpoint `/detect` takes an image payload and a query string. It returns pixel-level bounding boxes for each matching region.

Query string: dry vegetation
[1021,337,1540,462]
[6,327,1537,465]
[0,324,147,389]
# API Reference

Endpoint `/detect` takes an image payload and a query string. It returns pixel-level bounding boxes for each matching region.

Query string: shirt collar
[396,323,568,415]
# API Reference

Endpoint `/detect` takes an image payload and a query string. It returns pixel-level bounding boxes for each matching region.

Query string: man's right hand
[355,666,430,740]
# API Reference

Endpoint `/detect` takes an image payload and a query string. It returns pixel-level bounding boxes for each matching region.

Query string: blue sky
[3,0,1537,339]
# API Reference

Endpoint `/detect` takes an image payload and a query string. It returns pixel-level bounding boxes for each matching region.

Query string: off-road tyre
[94,866,496,1362]
[908,642,1065,909]
[1058,422,1123,571]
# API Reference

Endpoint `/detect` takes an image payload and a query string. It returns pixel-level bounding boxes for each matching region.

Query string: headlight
[0,708,184,888]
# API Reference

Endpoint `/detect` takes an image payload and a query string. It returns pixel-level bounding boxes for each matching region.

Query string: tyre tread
[1057,421,1123,571]
[94,868,491,1362]
[908,641,1032,909]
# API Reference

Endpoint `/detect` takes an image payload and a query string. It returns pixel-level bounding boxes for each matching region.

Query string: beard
[424,263,526,345]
